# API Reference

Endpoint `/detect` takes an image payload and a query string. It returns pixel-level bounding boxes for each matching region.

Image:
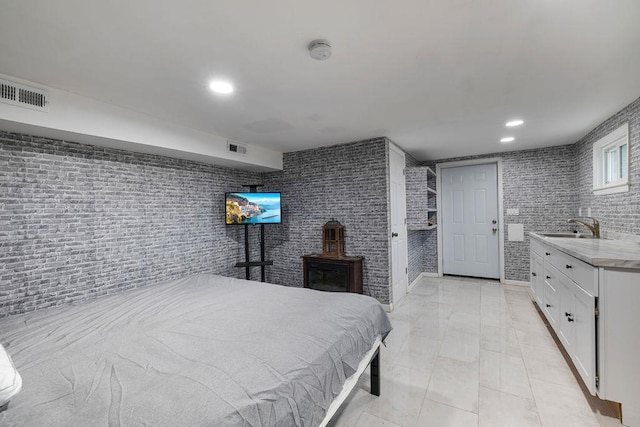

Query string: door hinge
[595,306,599,317]
[595,375,599,388]
[405,267,408,274]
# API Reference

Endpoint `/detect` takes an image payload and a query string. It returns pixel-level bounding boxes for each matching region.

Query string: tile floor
[328,276,622,427]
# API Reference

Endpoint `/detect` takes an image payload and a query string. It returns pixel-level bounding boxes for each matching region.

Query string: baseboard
[407,272,439,292]
[503,279,530,287]
[422,272,440,278]
[407,274,425,292]
[380,303,392,312]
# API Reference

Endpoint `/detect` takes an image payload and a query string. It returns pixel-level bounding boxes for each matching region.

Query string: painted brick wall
[575,96,640,235]
[0,132,260,317]
[425,145,578,282]
[262,138,391,304]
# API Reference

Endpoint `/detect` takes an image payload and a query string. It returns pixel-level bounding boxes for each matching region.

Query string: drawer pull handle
[568,317,575,322]
[546,275,551,279]
[545,252,551,256]
[546,303,551,308]
[531,272,537,276]
[566,264,572,269]
[565,312,571,317]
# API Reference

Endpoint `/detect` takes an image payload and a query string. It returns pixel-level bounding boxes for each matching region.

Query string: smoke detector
[308,39,332,61]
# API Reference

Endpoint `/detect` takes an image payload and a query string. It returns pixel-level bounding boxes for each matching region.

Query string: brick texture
[575,96,640,235]
[424,145,579,282]
[0,132,260,317]
[262,138,391,304]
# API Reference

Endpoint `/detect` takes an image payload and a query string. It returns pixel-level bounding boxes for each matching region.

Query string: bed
[0,273,392,426]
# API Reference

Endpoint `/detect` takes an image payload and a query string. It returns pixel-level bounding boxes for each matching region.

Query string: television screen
[225,192,282,225]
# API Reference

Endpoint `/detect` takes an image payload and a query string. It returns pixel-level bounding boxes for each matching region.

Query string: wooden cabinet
[302,254,363,294]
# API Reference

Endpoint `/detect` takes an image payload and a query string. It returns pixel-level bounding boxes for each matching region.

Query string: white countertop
[529,232,640,270]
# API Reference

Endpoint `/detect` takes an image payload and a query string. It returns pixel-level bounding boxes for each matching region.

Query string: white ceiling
[1,0,639,161]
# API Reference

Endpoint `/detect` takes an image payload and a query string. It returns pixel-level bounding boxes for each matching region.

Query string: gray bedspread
[0,274,392,426]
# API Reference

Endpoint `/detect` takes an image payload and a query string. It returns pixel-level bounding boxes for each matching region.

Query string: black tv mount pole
[233,184,273,282]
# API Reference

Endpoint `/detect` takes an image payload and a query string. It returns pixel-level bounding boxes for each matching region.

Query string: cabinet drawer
[543,265,561,330]
[530,239,544,257]
[550,250,597,296]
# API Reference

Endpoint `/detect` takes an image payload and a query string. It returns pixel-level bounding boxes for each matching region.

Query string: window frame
[593,123,629,195]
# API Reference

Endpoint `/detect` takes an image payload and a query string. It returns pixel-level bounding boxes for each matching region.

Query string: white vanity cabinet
[529,234,640,426]
[530,241,598,394]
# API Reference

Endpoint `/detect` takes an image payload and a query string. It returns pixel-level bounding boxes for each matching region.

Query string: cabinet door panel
[557,273,574,353]
[530,252,544,307]
[573,283,597,395]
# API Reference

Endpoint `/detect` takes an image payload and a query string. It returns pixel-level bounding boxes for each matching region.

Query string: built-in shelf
[406,165,438,231]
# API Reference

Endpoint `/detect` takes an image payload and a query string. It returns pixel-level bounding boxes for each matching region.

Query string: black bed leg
[370,349,380,396]
[0,402,8,413]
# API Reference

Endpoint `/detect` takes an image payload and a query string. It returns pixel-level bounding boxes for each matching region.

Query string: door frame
[388,142,409,307]
[436,157,505,282]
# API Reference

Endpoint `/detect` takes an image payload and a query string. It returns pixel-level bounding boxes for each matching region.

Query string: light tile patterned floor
[328,276,621,427]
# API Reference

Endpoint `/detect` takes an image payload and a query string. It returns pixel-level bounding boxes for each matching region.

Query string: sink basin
[539,232,598,239]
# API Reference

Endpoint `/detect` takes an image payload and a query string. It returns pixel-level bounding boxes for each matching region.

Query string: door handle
[492,228,497,234]
[391,232,398,238]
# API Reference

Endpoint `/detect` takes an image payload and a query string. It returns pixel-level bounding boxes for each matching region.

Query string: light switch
[587,207,592,216]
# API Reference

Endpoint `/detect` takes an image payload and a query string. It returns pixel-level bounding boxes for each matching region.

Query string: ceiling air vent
[0,78,49,112]
[227,140,247,155]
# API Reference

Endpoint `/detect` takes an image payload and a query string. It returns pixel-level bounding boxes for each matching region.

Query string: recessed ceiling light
[209,80,234,94]
[501,137,515,143]
[506,119,524,127]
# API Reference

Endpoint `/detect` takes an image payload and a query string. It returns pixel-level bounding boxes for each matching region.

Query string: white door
[389,144,408,305]
[441,163,499,279]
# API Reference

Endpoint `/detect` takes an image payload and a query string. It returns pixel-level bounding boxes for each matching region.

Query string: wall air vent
[0,78,49,112]
[227,140,247,155]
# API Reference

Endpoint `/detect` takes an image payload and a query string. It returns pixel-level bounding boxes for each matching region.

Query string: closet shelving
[406,166,437,231]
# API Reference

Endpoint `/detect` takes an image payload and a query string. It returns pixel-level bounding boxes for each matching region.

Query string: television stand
[233,184,273,282]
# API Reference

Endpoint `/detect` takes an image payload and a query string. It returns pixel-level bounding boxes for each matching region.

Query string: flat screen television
[225,192,281,225]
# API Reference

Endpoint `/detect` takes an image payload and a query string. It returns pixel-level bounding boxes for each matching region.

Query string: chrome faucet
[567,217,600,238]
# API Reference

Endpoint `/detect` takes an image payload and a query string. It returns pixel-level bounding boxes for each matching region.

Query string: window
[593,123,629,195]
